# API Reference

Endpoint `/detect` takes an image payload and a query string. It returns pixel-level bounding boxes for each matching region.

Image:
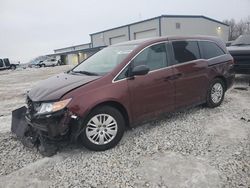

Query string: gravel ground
[0,67,249,188]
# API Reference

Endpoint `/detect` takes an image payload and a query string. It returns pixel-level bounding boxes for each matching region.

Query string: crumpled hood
[28,72,101,102]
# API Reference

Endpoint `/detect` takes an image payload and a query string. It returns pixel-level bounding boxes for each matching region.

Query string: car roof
[113,35,222,46]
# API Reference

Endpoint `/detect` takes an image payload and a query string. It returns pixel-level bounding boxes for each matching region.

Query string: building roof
[90,15,229,36]
[54,43,91,52]
[52,46,106,56]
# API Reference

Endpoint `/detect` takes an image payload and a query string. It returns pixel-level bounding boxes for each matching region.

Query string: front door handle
[164,73,182,81]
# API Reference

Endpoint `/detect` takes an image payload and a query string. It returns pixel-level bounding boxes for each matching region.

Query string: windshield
[231,35,250,46]
[72,45,137,75]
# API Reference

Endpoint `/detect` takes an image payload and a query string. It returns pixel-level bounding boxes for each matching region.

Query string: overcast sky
[0,0,250,63]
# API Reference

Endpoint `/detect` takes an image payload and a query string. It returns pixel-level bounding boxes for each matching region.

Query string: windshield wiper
[70,70,99,76]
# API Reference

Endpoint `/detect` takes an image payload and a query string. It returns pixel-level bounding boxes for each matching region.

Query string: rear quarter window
[172,41,200,64]
[199,41,225,59]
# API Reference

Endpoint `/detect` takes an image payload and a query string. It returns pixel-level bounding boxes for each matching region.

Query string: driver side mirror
[131,65,150,76]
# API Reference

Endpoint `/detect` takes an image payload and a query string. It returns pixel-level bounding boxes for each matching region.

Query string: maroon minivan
[12,36,235,155]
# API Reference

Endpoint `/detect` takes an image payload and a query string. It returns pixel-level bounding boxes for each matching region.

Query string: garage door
[134,29,157,40]
[67,54,79,65]
[109,35,126,45]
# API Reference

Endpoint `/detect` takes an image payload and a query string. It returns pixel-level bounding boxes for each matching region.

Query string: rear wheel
[80,106,125,151]
[206,78,225,108]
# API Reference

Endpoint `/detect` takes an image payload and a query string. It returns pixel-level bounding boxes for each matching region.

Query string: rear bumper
[226,74,235,90]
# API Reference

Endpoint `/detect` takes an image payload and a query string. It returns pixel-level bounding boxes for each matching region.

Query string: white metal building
[53,15,229,65]
[52,44,105,65]
[91,15,229,47]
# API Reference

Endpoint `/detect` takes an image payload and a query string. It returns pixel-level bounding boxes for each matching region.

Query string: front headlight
[37,98,72,115]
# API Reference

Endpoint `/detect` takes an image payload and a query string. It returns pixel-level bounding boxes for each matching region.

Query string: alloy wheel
[211,83,223,104]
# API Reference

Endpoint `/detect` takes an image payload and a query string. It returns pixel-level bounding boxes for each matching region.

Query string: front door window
[131,43,167,71]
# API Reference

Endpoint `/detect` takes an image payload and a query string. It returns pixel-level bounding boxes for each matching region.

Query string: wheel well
[91,101,130,128]
[214,76,227,90]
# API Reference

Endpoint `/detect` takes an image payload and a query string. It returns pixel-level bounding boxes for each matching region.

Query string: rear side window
[3,58,10,66]
[199,41,225,59]
[0,59,3,67]
[172,41,200,64]
[132,43,168,71]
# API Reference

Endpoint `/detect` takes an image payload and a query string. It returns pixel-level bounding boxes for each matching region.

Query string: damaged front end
[11,96,78,156]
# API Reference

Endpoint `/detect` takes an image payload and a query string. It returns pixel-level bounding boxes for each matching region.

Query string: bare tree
[224,16,250,40]
[223,19,238,40]
[236,20,248,36]
[246,16,250,33]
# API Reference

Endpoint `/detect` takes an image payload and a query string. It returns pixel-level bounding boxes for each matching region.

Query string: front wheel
[79,106,125,151]
[206,78,225,108]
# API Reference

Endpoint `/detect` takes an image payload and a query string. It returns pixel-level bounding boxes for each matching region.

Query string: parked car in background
[11,36,235,156]
[0,58,18,70]
[37,58,59,67]
[227,34,250,74]
[226,40,234,47]
[26,56,60,68]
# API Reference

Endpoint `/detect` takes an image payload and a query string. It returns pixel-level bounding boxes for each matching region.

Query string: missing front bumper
[11,106,76,156]
[11,106,29,138]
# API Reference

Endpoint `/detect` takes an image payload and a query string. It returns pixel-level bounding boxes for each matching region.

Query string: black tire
[206,78,225,108]
[10,65,16,70]
[79,106,125,151]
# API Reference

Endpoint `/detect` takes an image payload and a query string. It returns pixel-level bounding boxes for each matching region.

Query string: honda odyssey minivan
[12,36,235,155]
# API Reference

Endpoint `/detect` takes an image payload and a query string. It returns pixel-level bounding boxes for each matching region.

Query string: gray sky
[0,0,250,63]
